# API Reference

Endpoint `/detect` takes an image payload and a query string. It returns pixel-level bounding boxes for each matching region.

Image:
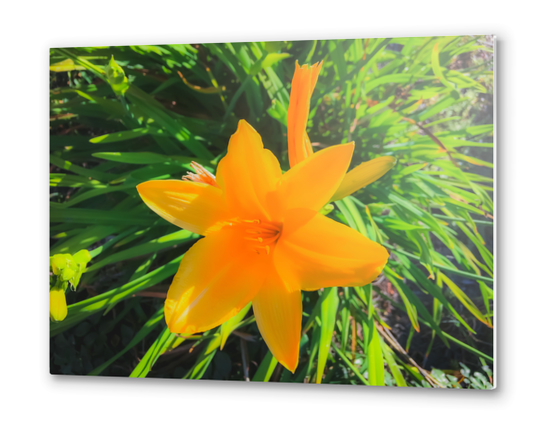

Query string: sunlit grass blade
[184,333,221,379]
[381,343,407,387]
[219,303,252,350]
[89,127,167,144]
[130,326,183,378]
[86,230,196,272]
[364,318,385,386]
[252,350,279,382]
[384,268,420,331]
[331,341,368,385]
[439,272,493,327]
[316,287,339,384]
[89,307,165,376]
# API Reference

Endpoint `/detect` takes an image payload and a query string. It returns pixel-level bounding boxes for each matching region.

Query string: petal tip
[135,181,146,193]
[370,244,390,278]
[233,119,261,143]
[381,155,397,165]
[136,180,163,196]
[237,119,253,132]
[135,183,150,198]
[280,355,299,373]
[336,141,355,162]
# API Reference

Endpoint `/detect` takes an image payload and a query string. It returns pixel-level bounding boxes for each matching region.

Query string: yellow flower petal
[274,208,389,290]
[287,62,322,167]
[50,287,68,322]
[330,156,396,202]
[275,142,354,216]
[252,265,301,372]
[165,226,265,334]
[216,120,282,221]
[137,180,227,236]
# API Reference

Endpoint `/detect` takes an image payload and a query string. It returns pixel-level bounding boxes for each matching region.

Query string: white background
[2,0,540,422]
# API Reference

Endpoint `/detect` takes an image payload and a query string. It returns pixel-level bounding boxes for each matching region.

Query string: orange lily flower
[137,63,392,372]
[137,121,388,372]
[288,62,396,199]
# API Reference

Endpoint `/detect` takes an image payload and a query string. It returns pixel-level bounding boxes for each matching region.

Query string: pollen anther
[230,218,282,255]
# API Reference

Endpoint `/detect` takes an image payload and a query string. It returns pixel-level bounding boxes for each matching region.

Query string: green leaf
[50,207,155,226]
[90,128,167,144]
[395,253,477,333]
[385,269,419,331]
[126,85,213,159]
[252,350,279,382]
[86,229,196,272]
[50,174,106,188]
[49,155,111,182]
[316,287,339,384]
[381,343,407,387]
[130,326,180,378]
[184,333,222,379]
[440,272,492,327]
[250,53,290,75]
[92,152,170,164]
[394,163,427,178]
[364,319,385,386]
[50,58,86,72]
[431,42,458,93]
[219,303,252,350]
[51,225,122,255]
[89,307,165,376]
[331,342,368,385]
[365,74,434,94]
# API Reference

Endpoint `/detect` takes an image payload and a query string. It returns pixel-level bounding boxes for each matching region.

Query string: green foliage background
[50,35,494,388]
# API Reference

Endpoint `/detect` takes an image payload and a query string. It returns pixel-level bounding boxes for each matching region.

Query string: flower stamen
[230,218,282,254]
[182,162,218,187]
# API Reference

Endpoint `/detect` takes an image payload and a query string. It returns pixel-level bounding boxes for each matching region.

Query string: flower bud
[73,249,91,265]
[61,267,75,282]
[51,255,67,275]
[105,56,129,96]
[50,287,68,322]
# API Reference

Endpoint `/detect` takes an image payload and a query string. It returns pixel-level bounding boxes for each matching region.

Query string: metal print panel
[50,36,494,388]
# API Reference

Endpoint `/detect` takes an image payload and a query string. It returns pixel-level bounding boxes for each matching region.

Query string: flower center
[230,218,282,255]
